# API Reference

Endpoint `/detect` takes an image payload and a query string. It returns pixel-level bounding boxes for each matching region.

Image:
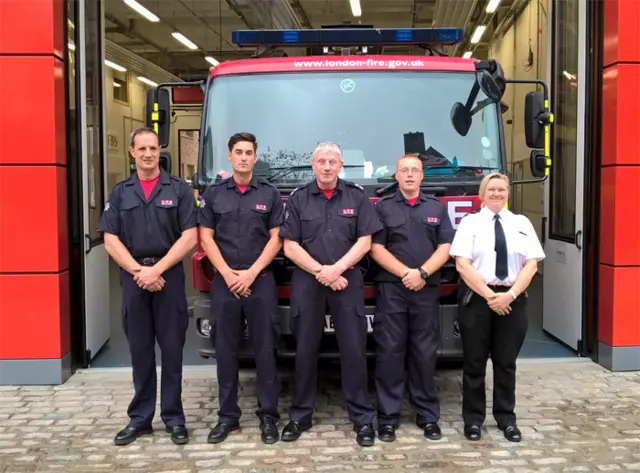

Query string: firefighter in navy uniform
[199,133,284,445]
[369,154,454,442]
[279,142,383,447]
[99,128,198,446]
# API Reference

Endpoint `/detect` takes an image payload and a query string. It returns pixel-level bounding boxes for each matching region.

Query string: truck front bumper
[193,295,463,360]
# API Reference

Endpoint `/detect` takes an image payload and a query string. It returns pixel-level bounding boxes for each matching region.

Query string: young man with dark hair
[199,132,284,444]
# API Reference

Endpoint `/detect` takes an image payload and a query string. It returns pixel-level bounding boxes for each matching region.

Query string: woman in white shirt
[449,172,545,443]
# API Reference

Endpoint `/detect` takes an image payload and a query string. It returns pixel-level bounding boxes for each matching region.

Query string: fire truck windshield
[201,70,503,185]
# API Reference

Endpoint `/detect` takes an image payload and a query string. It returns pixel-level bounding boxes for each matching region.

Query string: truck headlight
[199,319,212,337]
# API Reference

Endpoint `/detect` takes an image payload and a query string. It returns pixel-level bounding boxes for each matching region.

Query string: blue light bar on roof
[231,27,464,47]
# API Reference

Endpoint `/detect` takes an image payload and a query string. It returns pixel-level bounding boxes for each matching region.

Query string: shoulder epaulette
[170,174,188,184]
[345,181,364,192]
[213,176,231,186]
[460,208,481,219]
[378,194,395,202]
[288,182,309,198]
[257,177,277,188]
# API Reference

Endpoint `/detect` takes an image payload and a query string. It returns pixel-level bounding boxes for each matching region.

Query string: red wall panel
[603,0,640,67]
[0,272,70,358]
[0,166,69,273]
[601,65,640,166]
[598,265,640,347]
[599,166,640,267]
[0,0,64,57]
[0,57,66,166]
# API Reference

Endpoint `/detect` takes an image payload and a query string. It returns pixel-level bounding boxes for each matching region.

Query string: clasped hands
[222,268,259,299]
[134,266,165,292]
[401,268,426,291]
[315,264,348,291]
[485,291,514,316]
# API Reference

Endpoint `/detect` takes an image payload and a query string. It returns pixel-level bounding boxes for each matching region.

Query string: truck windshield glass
[201,71,502,185]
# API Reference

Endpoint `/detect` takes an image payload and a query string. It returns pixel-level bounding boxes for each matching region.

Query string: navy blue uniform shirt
[98,170,198,258]
[280,178,383,265]
[372,189,454,285]
[198,176,285,270]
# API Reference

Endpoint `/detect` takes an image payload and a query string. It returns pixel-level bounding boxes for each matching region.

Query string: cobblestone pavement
[2,359,640,472]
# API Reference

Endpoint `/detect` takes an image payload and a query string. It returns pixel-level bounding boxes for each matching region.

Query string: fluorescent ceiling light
[172,32,198,50]
[105,60,126,72]
[462,51,473,59]
[350,0,362,17]
[205,56,219,66]
[486,0,501,13]
[137,76,158,87]
[124,0,160,22]
[563,70,576,80]
[470,25,486,44]
[68,42,75,51]
[113,82,121,88]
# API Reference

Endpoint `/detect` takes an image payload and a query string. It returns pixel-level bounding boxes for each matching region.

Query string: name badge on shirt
[425,216,439,224]
[255,204,267,211]
[160,199,174,207]
[341,208,355,216]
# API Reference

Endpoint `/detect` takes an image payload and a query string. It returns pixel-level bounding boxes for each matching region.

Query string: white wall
[488,0,547,244]
[104,69,202,184]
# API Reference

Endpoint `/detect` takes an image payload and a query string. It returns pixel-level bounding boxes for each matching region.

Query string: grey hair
[129,127,159,148]
[312,141,342,159]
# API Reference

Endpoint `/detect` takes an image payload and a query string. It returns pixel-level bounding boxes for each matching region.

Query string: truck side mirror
[476,70,502,102]
[529,149,548,178]
[524,91,547,149]
[146,88,171,148]
[159,151,172,174]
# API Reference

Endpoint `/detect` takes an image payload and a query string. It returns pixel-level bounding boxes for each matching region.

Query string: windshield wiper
[423,165,499,173]
[265,165,364,182]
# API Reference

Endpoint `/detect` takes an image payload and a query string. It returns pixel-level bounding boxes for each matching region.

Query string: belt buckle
[141,257,154,266]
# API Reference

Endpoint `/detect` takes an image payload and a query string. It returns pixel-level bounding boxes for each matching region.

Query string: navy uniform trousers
[289,268,374,427]
[373,283,440,427]
[121,263,189,429]
[211,269,280,423]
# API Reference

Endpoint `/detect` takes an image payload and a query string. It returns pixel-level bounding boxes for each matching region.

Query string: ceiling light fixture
[123,0,160,22]
[172,32,198,50]
[486,0,501,13]
[105,60,126,72]
[462,51,473,59]
[470,25,486,44]
[349,0,362,17]
[137,76,158,87]
[205,56,219,66]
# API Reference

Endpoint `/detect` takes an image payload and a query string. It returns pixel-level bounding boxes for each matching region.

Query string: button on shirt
[279,179,383,265]
[98,171,198,258]
[372,190,455,285]
[199,176,285,270]
[449,206,546,286]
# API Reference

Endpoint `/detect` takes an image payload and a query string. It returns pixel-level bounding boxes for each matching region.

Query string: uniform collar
[311,178,344,194]
[128,169,170,186]
[395,188,427,204]
[227,175,258,190]
[480,205,510,220]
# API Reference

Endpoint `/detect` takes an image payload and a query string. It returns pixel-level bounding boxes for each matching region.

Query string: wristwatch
[419,267,429,280]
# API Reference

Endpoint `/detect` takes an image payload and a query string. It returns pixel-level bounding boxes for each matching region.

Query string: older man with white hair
[279,142,383,447]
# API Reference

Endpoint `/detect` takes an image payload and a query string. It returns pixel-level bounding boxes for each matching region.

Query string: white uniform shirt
[449,206,546,286]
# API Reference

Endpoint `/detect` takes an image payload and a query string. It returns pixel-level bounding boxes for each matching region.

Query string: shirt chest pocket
[510,231,530,257]
[300,209,323,240]
[213,206,235,233]
[386,214,407,241]
[336,207,358,236]
[120,200,141,226]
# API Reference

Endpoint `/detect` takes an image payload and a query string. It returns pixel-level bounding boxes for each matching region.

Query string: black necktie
[494,214,508,280]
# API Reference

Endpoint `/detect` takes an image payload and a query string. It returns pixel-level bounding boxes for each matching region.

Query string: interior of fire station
[12,0,638,386]
[69,0,582,370]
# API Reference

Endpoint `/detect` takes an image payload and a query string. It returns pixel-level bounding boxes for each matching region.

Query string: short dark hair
[228,132,258,152]
[130,127,159,148]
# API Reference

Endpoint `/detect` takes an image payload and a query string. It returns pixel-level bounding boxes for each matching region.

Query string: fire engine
[146,26,553,361]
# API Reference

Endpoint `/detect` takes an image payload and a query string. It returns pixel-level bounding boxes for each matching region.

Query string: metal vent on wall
[105,38,182,84]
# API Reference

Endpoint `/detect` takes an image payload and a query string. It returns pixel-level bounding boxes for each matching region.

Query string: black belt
[136,257,163,265]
